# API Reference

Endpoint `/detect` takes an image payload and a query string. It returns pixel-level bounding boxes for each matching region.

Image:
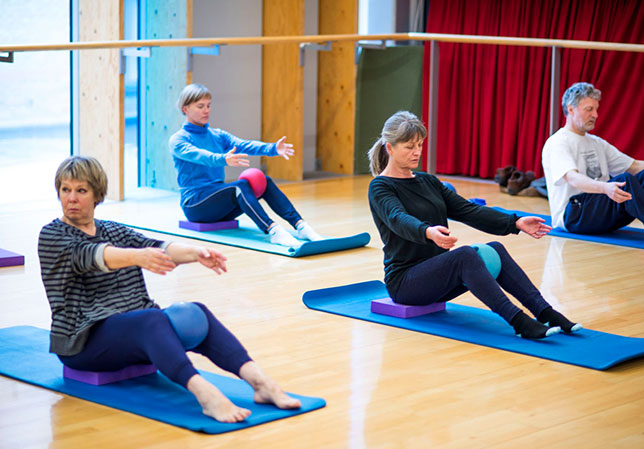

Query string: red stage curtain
[422,0,644,178]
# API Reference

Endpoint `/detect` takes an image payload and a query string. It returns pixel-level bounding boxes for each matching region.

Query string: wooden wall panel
[186,0,193,85]
[262,0,305,181]
[143,0,189,191]
[78,0,124,200]
[317,0,357,174]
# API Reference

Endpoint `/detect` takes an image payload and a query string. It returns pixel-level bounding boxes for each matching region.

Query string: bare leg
[186,374,251,423]
[238,361,301,409]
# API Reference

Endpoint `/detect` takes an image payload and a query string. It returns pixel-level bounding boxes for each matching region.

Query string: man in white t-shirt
[542,82,644,233]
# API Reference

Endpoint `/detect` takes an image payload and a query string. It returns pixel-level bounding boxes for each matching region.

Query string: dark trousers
[392,242,550,323]
[564,170,644,234]
[182,176,302,233]
[59,303,251,388]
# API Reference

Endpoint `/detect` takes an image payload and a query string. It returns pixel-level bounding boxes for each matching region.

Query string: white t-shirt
[542,128,633,229]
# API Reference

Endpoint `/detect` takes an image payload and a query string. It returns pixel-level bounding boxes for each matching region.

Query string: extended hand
[137,247,176,275]
[225,147,250,167]
[516,216,552,239]
[604,181,632,203]
[196,247,228,274]
[275,136,294,160]
[426,225,458,249]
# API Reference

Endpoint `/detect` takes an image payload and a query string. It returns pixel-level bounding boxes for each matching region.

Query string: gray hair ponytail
[367,111,427,176]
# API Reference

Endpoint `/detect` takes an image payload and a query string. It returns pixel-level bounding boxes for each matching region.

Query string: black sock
[510,311,559,339]
[537,307,581,333]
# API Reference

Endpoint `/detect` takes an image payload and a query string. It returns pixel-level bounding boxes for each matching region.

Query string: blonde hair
[55,156,108,205]
[177,83,212,114]
[367,111,427,176]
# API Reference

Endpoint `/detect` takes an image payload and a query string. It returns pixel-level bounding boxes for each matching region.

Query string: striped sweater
[38,218,166,356]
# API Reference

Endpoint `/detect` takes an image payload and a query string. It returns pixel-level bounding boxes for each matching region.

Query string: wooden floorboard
[1,175,643,448]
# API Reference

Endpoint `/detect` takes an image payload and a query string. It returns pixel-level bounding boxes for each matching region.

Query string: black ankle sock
[510,311,558,339]
[537,307,580,333]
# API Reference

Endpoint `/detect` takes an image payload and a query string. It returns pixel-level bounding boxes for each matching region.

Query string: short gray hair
[562,82,601,117]
[177,83,212,114]
[55,156,108,205]
[367,111,427,176]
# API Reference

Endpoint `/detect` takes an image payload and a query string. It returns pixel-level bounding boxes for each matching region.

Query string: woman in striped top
[38,156,300,423]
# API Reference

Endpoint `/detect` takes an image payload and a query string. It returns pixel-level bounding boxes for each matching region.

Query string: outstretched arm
[165,242,227,274]
[103,243,227,275]
[515,216,552,239]
[275,136,295,160]
[103,246,176,275]
[564,169,632,203]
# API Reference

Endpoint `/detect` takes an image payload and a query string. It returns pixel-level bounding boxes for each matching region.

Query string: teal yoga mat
[118,218,370,258]
[303,281,644,370]
[0,326,326,434]
[494,207,644,249]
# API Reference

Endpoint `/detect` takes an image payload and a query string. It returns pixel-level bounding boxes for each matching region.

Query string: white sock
[296,221,323,241]
[269,224,301,247]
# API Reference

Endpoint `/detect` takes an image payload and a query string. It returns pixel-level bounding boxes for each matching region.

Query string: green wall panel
[354,46,424,174]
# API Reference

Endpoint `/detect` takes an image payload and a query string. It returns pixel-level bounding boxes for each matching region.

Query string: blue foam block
[0,326,326,434]
[493,207,644,250]
[303,281,644,370]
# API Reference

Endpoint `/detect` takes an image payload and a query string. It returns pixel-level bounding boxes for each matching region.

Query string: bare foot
[239,362,301,409]
[187,375,251,423]
[253,381,301,409]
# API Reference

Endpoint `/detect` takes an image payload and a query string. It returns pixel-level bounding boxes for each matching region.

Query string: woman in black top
[367,111,581,339]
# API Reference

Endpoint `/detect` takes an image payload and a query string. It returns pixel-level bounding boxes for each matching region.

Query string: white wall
[192,0,319,178]
[359,0,396,35]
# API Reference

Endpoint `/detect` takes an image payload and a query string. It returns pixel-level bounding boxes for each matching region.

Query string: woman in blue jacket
[169,84,321,247]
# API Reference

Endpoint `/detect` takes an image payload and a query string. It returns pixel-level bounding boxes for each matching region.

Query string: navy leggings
[182,176,302,233]
[58,303,252,388]
[564,170,644,234]
[393,242,550,323]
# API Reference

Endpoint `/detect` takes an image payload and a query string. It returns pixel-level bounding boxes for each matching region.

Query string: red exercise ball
[238,168,267,198]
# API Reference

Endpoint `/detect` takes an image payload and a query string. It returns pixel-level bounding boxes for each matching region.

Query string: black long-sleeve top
[368,172,520,297]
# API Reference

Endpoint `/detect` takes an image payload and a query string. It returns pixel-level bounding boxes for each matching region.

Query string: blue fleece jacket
[169,121,278,206]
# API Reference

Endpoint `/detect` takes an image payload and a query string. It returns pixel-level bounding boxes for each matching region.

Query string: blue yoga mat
[494,207,644,249]
[0,326,325,434]
[119,219,370,258]
[303,281,644,370]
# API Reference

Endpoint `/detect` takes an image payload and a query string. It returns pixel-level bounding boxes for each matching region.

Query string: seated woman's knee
[454,245,480,263]
[234,179,254,197]
[486,241,505,253]
[140,309,173,335]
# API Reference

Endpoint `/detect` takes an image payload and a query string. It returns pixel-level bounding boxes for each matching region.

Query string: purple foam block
[0,248,25,267]
[371,298,446,318]
[178,219,239,232]
[63,364,157,385]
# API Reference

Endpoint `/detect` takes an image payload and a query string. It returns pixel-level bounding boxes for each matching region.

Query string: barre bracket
[299,42,331,67]
[119,47,151,74]
[0,51,14,63]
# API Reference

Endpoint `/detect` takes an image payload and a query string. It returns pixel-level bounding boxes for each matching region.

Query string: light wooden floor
[1,175,643,449]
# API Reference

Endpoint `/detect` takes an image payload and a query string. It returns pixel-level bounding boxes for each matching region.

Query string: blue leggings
[182,177,302,233]
[392,242,550,323]
[58,303,251,388]
[564,170,644,234]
